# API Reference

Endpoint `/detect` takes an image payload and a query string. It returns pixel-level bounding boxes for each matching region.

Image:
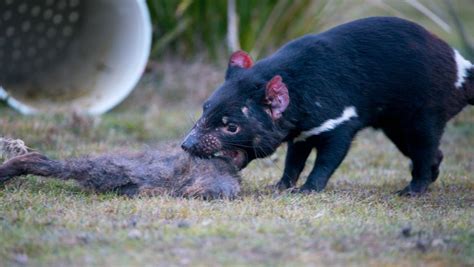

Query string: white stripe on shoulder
[454,49,473,88]
[294,106,358,142]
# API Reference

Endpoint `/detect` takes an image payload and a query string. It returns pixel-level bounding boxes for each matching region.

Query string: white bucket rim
[0,0,152,115]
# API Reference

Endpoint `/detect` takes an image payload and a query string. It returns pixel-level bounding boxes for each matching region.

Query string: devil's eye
[224,123,239,134]
[228,124,238,132]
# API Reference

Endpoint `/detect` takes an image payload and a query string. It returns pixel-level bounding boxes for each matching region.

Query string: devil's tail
[467,68,474,105]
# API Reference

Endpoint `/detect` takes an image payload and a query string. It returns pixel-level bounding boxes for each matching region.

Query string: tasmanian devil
[0,140,241,199]
[181,16,474,195]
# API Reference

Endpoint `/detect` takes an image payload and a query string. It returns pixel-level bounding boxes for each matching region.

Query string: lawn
[0,72,473,266]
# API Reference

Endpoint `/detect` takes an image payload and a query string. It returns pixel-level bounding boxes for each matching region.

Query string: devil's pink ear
[264,75,289,120]
[229,50,254,69]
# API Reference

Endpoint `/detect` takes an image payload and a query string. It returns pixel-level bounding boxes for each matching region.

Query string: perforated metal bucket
[0,0,151,115]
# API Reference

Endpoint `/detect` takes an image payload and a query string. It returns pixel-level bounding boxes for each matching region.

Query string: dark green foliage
[146,1,474,60]
[146,0,356,59]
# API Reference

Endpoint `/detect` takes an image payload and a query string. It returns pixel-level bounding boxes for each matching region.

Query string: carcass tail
[0,153,64,184]
[0,152,140,196]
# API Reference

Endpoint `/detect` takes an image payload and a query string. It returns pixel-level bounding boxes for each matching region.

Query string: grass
[1,62,474,265]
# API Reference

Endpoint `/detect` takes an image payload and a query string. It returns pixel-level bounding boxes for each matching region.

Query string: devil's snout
[181,128,222,157]
[181,134,198,152]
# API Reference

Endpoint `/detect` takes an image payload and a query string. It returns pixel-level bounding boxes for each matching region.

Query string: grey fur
[0,142,241,199]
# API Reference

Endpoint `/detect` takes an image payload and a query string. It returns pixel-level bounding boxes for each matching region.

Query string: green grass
[0,99,473,266]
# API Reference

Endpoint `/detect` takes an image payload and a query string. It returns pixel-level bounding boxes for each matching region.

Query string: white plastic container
[0,0,152,115]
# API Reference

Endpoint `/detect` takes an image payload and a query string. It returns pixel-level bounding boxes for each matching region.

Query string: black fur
[182,17,474,195]
[467,69,474,105]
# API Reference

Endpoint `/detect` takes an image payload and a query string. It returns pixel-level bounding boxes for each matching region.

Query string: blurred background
[147,0,474,59]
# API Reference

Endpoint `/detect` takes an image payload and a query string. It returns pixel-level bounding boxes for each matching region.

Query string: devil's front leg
[299,127,356,192]
[275,140,313,190]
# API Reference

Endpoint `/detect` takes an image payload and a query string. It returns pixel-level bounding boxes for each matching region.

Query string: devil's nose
[181,136,197,151]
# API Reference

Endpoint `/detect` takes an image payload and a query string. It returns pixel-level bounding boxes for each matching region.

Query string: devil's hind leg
[398,145,439,195]
[383,116,445,196]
